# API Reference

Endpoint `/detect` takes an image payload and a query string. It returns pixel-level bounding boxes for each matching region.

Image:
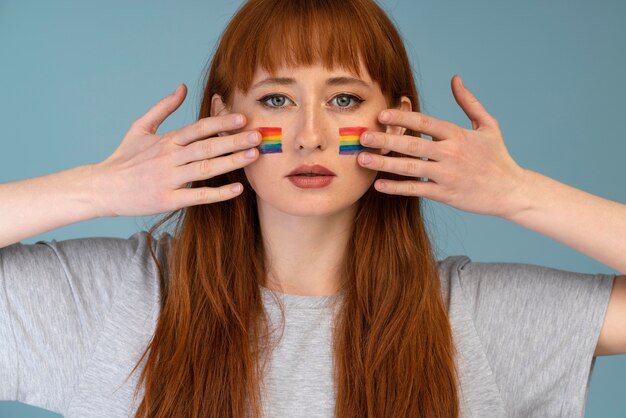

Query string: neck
[258,199,355,296]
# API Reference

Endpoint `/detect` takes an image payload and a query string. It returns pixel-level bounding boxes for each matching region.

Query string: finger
[174,147,258,185]
[358,153,438,180]
[360,131,442,161]
[167,113,246,146]
[173,182,244,207]
[451,74,498,130]
[172,130,261,166]
[374,178,440,198]
[378,109,461,140]
[129,84,188,135]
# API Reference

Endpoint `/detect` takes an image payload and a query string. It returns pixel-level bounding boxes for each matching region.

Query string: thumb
[130,83,187,135]
[451,75,497,130]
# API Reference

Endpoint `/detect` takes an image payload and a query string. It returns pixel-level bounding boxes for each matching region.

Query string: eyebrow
[250,76,371,90]
[326,76,371,89]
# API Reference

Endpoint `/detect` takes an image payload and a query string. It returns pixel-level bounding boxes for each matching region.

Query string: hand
[90,84,261,218]
[357,75,528,219]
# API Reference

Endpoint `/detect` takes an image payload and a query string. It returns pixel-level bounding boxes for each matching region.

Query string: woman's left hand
[358,75,528,219]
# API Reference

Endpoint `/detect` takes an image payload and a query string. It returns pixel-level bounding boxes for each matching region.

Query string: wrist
[499,168,536,222]
[82,163,117,219]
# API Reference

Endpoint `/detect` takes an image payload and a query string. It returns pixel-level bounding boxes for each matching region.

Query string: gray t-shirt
[0,231,615,417]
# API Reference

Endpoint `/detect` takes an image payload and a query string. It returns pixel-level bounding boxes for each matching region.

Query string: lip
[288,175,335,188]
[287,163,336,177]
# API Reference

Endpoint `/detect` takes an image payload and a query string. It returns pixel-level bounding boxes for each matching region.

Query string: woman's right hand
[90,83,260,218]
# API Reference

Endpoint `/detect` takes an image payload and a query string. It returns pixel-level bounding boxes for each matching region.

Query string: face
[214,62,408,218]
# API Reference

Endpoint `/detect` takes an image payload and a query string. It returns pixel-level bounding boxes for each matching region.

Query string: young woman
[1,0,624,417]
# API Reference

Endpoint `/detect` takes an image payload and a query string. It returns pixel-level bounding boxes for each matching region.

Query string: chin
[256,191,363,219]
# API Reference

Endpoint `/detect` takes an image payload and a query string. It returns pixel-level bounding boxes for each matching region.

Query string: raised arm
[0,165,99,248]
[0,84,261,249]
[353,74,626,355]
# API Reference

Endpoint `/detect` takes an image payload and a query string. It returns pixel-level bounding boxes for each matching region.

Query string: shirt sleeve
[453,256,615,417]
[0,231,156,414]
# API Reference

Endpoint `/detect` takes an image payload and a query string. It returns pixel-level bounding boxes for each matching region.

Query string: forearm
[0,164,102,248]
[504,169,626,274]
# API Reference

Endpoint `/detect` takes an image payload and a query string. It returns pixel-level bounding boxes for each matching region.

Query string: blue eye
[330,94,363,110]
[258,94,292,109]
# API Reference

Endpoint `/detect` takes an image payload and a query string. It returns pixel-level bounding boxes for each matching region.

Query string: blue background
[1,0,624,416]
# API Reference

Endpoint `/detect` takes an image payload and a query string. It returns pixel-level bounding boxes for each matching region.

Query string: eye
[329,94,364,110]
[258,94,293,109]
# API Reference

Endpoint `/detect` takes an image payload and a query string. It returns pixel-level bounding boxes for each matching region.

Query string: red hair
[131,1,459,417]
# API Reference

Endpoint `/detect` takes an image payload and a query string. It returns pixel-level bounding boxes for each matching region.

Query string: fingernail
[361,133,373,145]
[245,148,256,158]
[360,153,372,164]
[247,132,259,144]
[376,181,386,190]
[235,115,245,126]
[230,184,242,193]
[380,111,391,123]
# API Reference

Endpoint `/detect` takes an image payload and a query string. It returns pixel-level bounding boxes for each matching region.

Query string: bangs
[214,0,404,100]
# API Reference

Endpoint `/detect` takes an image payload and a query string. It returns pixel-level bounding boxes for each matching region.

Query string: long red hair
[130,0,459,416]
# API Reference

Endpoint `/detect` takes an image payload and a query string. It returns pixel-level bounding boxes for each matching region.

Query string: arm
[501,167,626,354]
[0,84,259,249]
[504,169,626,275]
[355,74,626,355]
[0,165,99,249]
[504,170,626,356]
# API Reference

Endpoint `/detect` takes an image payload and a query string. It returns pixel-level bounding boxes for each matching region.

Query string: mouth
[287,163,336,177]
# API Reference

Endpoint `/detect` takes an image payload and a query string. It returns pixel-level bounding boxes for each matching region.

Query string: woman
[0,0,624,417]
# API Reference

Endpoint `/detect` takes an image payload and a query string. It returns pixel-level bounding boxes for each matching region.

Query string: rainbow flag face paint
[339,126,367,155]
[258,127,282,154]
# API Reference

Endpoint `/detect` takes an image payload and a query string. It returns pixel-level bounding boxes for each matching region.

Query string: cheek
[339,160,378,197]
[243,156,287,200]
[352,163,378,188]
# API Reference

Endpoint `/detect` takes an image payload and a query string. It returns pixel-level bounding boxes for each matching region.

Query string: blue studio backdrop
[1,0,625,417]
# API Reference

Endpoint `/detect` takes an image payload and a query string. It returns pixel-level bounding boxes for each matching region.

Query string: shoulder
[2,230,172,266]
[1,230,174,303]
[436,255,615,310]
[44,230,173,274]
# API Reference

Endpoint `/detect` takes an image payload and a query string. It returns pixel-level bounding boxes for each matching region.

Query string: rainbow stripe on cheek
[339,127,367,155]
[258,127,283,154]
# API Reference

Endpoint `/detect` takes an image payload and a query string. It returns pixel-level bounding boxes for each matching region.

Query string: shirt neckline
[260,285,344,309]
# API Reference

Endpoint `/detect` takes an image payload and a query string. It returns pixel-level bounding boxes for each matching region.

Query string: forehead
[249,61,374,85]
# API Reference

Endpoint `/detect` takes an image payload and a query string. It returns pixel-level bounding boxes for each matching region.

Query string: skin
[79,61,624,356]
[211,62,410,296]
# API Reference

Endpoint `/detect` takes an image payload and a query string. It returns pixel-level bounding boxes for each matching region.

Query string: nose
[292,103,327,152]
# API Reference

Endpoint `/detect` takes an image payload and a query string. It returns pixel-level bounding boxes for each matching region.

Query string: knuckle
[376,155,385,169]
[407,138,421,155]
[379,133,390,149]
[201,139,216,157]
[237,132,250,147]
[200,159,213,176]
[393,111,404,125]
[405,158,419,174]
[416,114,432,131]
[408,181,419,195]
[219,115,233,132]
[199,118,213,135]
[168,146,183,164]
[129,119,142,132]
[455,126,468,140]
[231,151,243,165]
[189,118,210,139]
[196,187,211,204]
[443,142,461,160]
